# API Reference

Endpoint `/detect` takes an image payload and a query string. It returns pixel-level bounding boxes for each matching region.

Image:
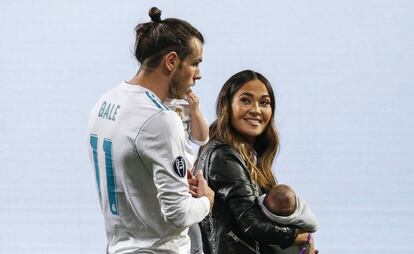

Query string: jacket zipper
[227,231,260,254]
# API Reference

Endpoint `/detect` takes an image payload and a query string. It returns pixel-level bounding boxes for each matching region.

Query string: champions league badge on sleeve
[173,156,187,178]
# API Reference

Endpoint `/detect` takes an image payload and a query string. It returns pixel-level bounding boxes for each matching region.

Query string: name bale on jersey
[98,101,121,121]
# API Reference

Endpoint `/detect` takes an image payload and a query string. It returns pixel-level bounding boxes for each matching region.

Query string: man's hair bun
[149,7,161,22]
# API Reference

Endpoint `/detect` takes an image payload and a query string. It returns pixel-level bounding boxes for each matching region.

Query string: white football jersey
[87,82,210,254]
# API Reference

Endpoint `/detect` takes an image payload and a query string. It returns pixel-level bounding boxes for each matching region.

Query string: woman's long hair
[209,70,279,191]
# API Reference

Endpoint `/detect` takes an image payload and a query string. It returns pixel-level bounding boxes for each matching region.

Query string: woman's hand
[187,169,215,211]
[305,235,319,254]
[295,232,319,254]
[187,169,198,197]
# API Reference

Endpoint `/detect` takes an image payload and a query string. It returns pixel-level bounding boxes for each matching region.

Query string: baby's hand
[186,90,200,113]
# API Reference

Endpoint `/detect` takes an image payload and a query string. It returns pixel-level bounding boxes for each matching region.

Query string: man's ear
[164,51,179,72]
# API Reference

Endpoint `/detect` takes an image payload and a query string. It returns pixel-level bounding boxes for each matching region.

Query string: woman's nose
[249,102,261,115]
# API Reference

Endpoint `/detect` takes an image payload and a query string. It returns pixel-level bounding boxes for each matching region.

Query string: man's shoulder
[136,107,184,143]
[143,107,180,126]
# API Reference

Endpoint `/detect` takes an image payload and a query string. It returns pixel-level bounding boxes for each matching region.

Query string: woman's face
[230,79,273,143]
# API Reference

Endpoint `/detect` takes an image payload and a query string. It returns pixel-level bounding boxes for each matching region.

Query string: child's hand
[186,90,200,114]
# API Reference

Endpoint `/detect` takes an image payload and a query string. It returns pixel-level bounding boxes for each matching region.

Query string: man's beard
[168,73,187,99]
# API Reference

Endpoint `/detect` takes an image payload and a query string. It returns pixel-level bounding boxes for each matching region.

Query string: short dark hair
[134,7,204,69]
[264,184,296,216]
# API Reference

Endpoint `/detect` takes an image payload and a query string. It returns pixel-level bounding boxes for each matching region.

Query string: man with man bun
[87,7,214,254]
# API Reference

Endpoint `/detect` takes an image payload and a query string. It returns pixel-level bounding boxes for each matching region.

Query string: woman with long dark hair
[194,70,316,254]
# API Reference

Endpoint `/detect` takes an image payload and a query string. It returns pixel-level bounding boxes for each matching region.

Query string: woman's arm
[209,147,297,249]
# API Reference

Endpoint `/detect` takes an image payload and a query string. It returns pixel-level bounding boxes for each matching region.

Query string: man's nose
[194,69,201,80]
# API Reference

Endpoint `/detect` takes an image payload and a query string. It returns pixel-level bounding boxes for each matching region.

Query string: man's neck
[128,68,170,101]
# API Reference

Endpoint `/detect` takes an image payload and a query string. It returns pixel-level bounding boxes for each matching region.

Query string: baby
[164,91,209,166]
[259,184,318,254]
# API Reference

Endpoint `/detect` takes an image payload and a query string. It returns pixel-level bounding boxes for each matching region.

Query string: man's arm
[136,111,210,228]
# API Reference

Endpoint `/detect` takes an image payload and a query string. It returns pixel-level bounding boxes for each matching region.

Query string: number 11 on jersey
[90,134,119,215]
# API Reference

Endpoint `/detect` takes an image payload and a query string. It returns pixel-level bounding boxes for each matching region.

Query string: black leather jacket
[195,140,297,254]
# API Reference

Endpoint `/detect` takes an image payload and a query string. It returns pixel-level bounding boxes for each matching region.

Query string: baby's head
[263,184,296,216]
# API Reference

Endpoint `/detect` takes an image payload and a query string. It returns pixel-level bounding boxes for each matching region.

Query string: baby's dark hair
[134,7,204,69]
[263,184,297,216]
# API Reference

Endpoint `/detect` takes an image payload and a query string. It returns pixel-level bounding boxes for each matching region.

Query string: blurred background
[1,0,413,253]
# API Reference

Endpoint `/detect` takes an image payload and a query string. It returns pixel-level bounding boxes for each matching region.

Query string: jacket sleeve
[209,146,297,249]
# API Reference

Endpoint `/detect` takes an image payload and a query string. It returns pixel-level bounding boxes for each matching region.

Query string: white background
[1,0,413,253]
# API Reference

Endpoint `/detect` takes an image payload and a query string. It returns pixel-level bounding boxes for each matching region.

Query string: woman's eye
[240,98,251,103]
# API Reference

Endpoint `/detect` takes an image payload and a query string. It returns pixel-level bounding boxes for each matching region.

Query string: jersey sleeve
[135,110,209,228]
